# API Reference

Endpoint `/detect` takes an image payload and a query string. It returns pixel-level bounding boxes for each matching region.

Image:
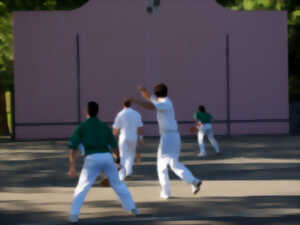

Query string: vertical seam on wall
[12,77,16,140]
[226,33,231,136]
[76,33,81,124]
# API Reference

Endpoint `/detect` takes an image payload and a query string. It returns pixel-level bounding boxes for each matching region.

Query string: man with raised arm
[133,83,202,199]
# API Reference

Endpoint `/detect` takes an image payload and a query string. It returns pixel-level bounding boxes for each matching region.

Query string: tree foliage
[1,0,88,11]
[0,2,13,77]
[217,0,300,23]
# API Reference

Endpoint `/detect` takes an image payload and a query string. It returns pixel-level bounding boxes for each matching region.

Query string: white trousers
[118,137,137,181]
[157,132,197,197]
[70,153,136,216]
[197,123,220,154]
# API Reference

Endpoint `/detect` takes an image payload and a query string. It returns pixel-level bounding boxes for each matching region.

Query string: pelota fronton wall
[13,0,289,140]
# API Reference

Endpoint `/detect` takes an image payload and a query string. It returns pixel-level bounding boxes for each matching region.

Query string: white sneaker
[119,170,126,181]
[197,152,207,157]
[68,214,79,223]
[160,193,170,200]
[192,180,202,195]
[130,208,139,217]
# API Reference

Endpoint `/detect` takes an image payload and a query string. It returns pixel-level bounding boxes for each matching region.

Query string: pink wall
[13,0,289,140]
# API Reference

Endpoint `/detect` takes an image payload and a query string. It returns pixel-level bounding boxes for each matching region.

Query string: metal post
[76,34,81,124]
[11,84,15,140]
[226,33,231,136]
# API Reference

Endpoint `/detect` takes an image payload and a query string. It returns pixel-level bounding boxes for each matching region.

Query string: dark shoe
[192,180,202,195]
[130,208,139,217]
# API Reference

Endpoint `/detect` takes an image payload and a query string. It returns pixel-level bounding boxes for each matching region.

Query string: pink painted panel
[13,12,78,124]
[178,123,227,136]
[78,0,148,122]
[15,125,76,140]
[154,0,228,121]
[228,11,289,120]
[142,124,159,137]
[13,0,288,140]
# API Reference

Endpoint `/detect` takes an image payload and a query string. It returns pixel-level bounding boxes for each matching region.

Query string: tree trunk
[0,77,9,135]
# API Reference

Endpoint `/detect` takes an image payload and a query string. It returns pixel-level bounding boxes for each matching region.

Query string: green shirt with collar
[69,117,117,156]
[194,111,213,124]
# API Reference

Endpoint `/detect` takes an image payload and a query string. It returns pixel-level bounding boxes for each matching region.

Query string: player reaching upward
[133,83,202,199]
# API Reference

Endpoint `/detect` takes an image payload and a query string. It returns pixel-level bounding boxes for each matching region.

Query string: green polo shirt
[69,117,117,156]
[194,111,213,123]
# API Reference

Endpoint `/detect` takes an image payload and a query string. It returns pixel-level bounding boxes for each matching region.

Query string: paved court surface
[0,135,300,225]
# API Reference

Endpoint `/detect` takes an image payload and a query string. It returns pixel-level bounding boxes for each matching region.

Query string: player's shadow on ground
[0,205,66,225]
[0,136,300,190]
[80,195,300,225]
[1,195,300,225]
[181,135,300,161]
[1,158,299,190]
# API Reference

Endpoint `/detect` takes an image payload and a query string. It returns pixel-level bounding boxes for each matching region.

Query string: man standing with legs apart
[113,99,143,181]
[133,83,202,199]
[194,105,221,157]
[68,101,138,223]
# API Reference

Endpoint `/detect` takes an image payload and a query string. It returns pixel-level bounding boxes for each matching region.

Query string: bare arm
[138,86,151,101]
[111,147,120,164]
[194,118,203,127]
[131,86,156,110]
[133,99,155,110]
[138,127,143,136]
[113,128,120,137]
[68,149,77,178]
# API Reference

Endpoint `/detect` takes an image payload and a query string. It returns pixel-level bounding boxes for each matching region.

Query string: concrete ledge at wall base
[11,133,297,143]
[13,0,288,141]
[0,136,13,143]
[13,122,290,140]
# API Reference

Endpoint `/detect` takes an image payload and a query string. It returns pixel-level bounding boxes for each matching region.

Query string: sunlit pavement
[0,135,300,225]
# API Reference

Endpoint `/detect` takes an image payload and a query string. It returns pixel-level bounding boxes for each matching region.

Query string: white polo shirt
[150,96,178,135]
[113,107,143,141]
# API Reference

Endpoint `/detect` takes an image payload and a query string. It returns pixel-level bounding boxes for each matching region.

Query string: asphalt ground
[0,135,300,225]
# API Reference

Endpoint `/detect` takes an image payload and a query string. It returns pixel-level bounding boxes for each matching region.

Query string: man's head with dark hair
[87,101,99,117]
[198,105,206,113]
[123,99,132,108]
[154,83,168,97]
